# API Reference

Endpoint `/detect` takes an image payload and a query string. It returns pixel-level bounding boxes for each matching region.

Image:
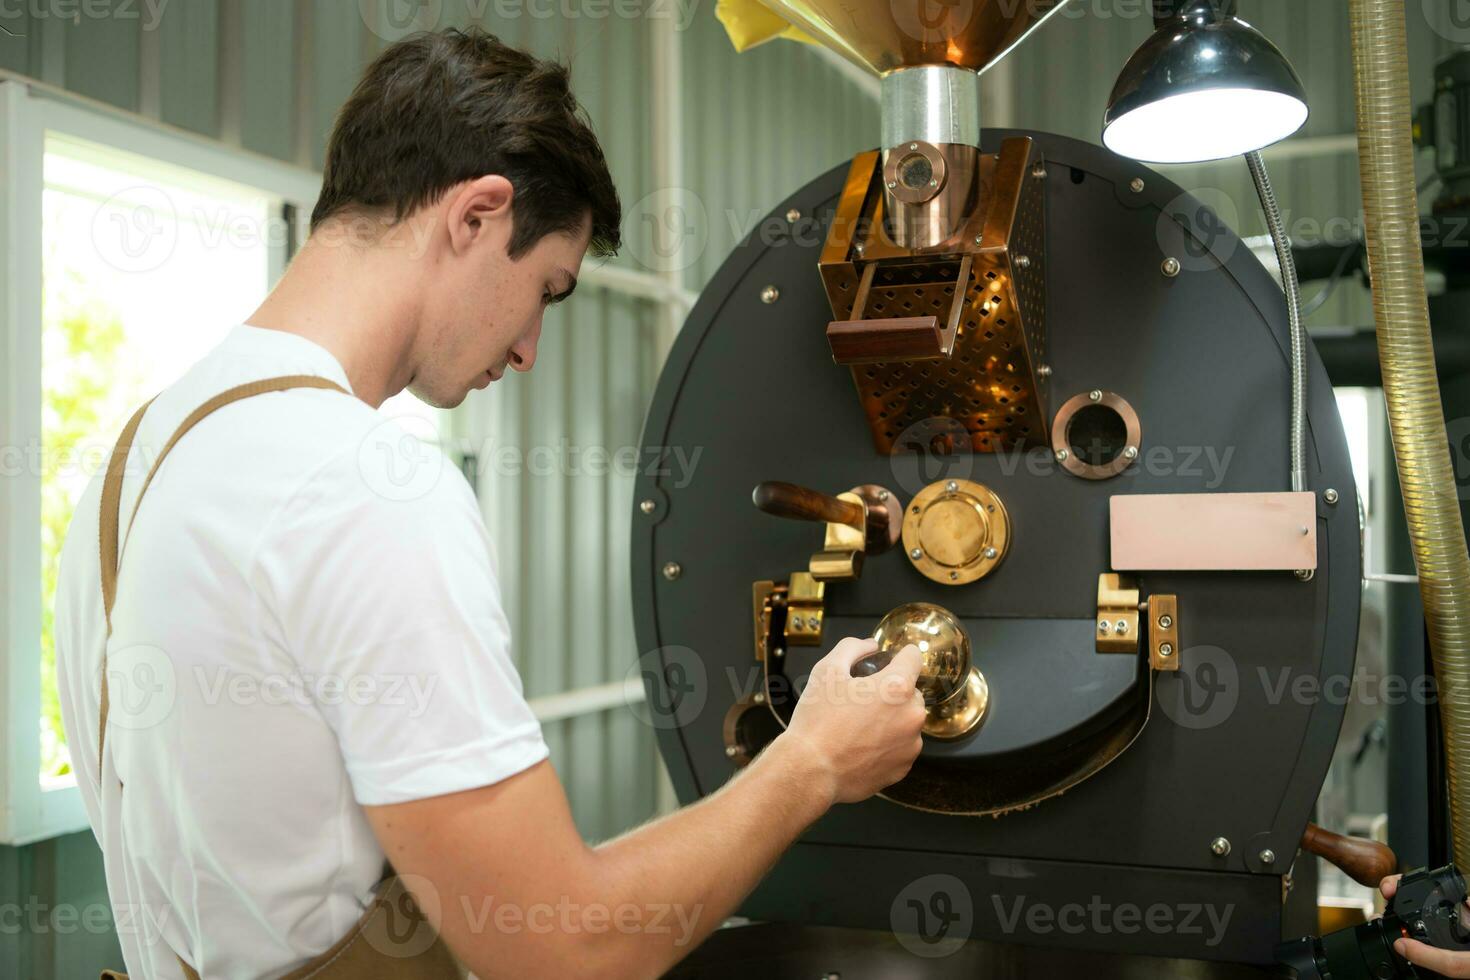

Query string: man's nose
[509,325,539,372]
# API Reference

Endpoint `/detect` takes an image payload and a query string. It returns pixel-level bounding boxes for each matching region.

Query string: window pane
[41,135,277,783]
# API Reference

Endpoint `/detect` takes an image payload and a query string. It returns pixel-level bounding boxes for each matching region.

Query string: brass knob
[859,602,988,740]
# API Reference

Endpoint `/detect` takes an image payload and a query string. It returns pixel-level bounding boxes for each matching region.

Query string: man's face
[412,194,590,409]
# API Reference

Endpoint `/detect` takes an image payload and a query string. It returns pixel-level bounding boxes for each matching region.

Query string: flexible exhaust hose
[1245,150,1307,493]
[1351,0,1470,864]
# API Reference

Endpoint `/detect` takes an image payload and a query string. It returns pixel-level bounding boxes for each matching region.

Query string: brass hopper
[756,0,1070,453]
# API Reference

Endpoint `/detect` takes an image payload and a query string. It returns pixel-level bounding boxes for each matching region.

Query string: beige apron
[96,376,463,980]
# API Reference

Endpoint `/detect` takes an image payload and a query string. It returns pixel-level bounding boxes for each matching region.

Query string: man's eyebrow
[549,272,577,304]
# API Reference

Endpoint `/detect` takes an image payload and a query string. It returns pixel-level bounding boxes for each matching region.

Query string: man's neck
[246,223,426,408]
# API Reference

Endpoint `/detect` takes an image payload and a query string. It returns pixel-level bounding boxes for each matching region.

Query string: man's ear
[445,175,514,256]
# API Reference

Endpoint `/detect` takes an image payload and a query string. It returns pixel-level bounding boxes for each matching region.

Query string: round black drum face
[630,129,1361,962]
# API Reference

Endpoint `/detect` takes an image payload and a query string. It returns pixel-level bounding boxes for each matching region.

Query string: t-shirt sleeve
[253,427,547,806]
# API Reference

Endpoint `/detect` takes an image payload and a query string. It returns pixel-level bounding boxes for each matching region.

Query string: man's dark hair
[311,28,621,258]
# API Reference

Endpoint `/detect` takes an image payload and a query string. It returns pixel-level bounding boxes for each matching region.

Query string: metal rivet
[984,547,998,560]
[1259,848,1276,865]
[760,285,780,304]
[1324,488,1339,505]
[1300,525,1309,536]
[945,480,958,492]
[662,561,682,580]
[1089,389,1103,402]
[1158,614,1173,629]
[1211,837,1231,857]
[753,691,766,704]
[772,646,784,658]
[878,490,889,501]
[725,745,739,758]
[1055,449,1070,462]
[1038,364,1052,377]
[1162,257,1181,278]
[1016,254,1031,269]
[1032,163,1047,179]
[1124,446,1138,460]
[639,499,656,515]
[785,208,801,223]
[1159,642,1174,657]
[1130,177,1145,193]
[910,547,924,560]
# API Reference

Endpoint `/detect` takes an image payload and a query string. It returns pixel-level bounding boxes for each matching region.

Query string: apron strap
[97,375,349,768]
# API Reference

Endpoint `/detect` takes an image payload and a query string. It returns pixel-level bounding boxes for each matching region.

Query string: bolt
[946,480,958,493]
[949,571,959,581]
[878,489,889,501]
[760,285,780,305]
[1259,848,1276,865]
[1211,837,1231,857]
[639,499,657,515]
[1158,614,1173,629]
[1162,257,1181,278]
[1016,254,1031,269]
[984,546,998,560]
[786,208,801,223]
[1089,389,1103,402]
[1123,446,1138,460]
[772,646,784,658]
[1295,568,1314,581]
[1324,488,1339,505]
[974,236,983,246]
[1038,364,1052,378]
[910,547,924,560]
[887,180,897,189]
[1301,525,1309,536]
[662,561,682,580]
[928,178,938,188]
[1159,642,1174,657]
[1130,177,1145,193]
[1055,449,1070,462]
[1098,620,1111,634]
[854,242,865,255]
[909,142,918,151]
[1032,163,1047,179]
[753,691,766,704]
[725,745,739,758]
[1115,619,1129,635]
[807,616,819,629]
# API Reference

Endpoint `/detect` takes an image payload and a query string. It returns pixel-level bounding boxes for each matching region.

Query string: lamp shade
[1102,0,1308,164]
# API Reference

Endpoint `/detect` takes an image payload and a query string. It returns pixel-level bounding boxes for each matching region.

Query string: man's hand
[780,637,927,804]
[1381,874,1470,978]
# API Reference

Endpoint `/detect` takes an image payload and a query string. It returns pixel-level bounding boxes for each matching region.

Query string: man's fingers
[879,644,924,686]
[1395,938,1470,978]
[824,636,880,671]
[1380,874,1401,899]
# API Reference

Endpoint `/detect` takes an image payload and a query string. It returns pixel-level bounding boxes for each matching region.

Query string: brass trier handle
[1301,822,1398,888]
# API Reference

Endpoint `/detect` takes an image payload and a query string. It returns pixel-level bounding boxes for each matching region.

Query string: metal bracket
[1149,594,1180,671]
[808,492,866,581]
[1096,573,1140,653]
[784,571,826,647]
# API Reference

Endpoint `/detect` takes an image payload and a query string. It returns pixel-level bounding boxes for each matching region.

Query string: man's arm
[365,637,926,979]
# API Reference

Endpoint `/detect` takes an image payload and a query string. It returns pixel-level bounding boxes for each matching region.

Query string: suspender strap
[96,375,350,766]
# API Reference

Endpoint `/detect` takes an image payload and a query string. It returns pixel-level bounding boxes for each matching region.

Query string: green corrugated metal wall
[0,2,875,975]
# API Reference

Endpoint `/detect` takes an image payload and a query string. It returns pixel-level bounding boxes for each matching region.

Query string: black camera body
[1278,864,1470,979]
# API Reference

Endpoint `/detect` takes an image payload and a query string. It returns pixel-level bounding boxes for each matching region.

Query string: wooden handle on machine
[1301,822,1397,888]
[752,482,865,528]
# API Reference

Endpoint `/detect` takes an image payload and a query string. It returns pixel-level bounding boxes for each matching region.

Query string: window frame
[0,79,321,845]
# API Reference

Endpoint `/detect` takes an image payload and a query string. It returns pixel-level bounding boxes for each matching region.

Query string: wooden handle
[827,316,944,365]
[752,482,864,529]
[1301,822,1398,888]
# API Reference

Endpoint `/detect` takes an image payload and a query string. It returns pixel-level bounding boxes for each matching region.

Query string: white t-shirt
[55,324,547,979]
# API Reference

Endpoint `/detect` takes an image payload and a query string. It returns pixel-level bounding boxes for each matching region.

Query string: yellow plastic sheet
[714,0,817,52]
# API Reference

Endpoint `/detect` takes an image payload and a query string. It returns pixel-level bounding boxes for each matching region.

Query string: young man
[55,27,927,979]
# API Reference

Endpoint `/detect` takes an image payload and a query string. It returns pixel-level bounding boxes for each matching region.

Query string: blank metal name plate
[1110,491,1318,571]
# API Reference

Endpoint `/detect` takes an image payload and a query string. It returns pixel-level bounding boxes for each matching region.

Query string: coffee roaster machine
[629,1,1447,973]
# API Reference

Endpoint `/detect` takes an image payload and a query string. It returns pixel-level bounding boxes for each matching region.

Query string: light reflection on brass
[870,602,987,740]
